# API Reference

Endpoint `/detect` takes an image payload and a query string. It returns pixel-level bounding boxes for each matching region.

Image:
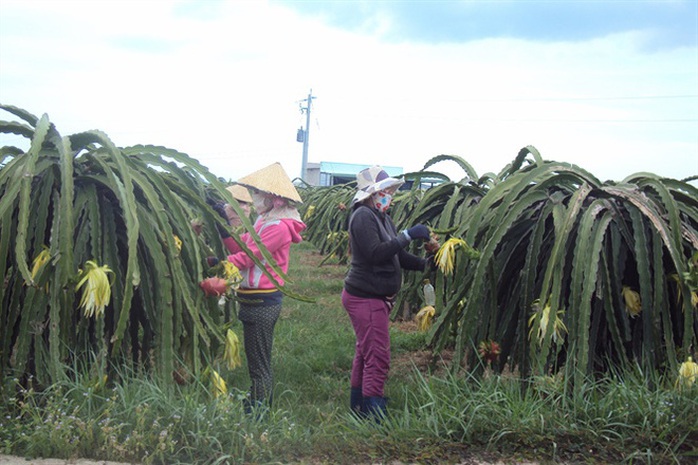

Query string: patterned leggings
[238,302,282,403]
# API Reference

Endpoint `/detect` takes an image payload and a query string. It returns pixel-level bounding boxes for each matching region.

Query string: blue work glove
[206,196,227,218]
[212,202,227,219]
[403,224,430,241]
[206,196,231,238]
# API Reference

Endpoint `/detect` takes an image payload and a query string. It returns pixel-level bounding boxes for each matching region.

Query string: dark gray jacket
[344,204,426,299]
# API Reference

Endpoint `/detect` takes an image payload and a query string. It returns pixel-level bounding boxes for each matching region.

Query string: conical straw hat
[226,184,253,204]
[237,162,302,204]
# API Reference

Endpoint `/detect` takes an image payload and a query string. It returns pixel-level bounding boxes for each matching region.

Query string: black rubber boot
[350,387,365,418]
[365,396,387,423]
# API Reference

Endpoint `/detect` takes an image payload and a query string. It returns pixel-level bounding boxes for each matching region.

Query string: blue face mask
[371,191,392,213]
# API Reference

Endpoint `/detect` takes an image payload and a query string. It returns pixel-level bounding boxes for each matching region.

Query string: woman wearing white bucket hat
[213,162,306,416]
[342,165,439,421]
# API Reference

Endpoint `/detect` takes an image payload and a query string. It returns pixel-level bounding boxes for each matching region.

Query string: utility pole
[298,89,315,181]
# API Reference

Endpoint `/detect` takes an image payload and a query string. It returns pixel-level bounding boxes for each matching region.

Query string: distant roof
[319,161,403,177]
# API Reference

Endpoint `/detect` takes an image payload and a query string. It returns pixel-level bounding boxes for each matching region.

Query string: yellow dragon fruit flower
[223,329,242,370]
[210,368,228,398]
[528,298,567,346]
[415,305,435,331]
[676,356,698,390]
[75,260,114,318]
[303,205,316,221]
[434,238,465,275]
[433,237,479,275]
[173,235,182,253]
[30,245,51,281]
[622,286,642,317]
[222,261,243,288]
[30,245,51,292]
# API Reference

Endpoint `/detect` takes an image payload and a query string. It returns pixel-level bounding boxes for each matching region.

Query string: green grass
[2,241,697,464]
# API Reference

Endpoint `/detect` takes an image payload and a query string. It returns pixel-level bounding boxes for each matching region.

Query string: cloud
[1,0,696,184]
[275,0,696,49]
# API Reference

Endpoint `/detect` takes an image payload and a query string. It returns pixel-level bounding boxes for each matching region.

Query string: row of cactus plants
[299,148,698,390]
[0,105,283,388]
[3,102,695,393]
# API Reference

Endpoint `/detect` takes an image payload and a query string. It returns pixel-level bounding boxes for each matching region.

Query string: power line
[358,112,698,123]
[333,94,698,104]
[443,94,698,103]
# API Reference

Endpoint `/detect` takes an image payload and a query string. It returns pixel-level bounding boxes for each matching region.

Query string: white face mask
[371,191,392,213]
[251,191,272,215]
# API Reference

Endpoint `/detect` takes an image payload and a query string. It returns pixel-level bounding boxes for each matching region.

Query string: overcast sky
[1,0,696,183]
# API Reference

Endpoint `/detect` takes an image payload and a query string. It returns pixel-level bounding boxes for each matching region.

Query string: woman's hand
[424,237,440,253]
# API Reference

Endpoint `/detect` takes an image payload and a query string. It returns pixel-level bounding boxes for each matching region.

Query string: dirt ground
[0,455,542,465]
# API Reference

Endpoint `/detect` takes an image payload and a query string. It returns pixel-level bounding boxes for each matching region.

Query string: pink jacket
[222,217,306,290]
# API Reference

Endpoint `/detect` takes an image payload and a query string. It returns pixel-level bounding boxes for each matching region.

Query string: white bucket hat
[352,165,404,205]
[236,162,303,204]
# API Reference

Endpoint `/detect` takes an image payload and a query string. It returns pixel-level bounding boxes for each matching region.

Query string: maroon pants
[341,289,391,398]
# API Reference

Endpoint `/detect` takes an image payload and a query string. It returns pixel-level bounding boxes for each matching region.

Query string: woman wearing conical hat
[223,184,253,229]
[219,162,306,415]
